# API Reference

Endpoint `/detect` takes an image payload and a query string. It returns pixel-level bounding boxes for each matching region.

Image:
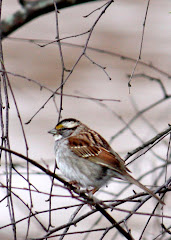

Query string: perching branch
[0,146,134,240]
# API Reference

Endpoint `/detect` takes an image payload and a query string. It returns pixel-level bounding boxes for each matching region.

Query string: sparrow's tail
[123,173,164,205]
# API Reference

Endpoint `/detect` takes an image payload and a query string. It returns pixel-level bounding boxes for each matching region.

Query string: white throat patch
[54,134,62,141]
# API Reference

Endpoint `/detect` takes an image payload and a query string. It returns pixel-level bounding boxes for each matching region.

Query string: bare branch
[110,96,171,142]
[125,124,171,161]
[128,73,168,98]
[1,2,170,239]
[1,0,98,39]
[0,146,134,240]
[25,0,114,124]
[128,0,151,90]
[5,37,171,78]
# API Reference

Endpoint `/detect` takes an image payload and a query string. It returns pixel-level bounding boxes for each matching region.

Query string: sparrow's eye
[58,127,68,131]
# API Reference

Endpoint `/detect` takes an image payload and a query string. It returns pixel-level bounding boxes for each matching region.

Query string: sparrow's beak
[48,128,57,135]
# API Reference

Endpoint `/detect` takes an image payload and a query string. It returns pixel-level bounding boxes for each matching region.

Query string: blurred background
[0,0,171,239]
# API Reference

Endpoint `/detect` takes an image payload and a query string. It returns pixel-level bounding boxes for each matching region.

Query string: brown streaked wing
[68,136,100,158]
[68,135,129,174]
[87,129,112,150]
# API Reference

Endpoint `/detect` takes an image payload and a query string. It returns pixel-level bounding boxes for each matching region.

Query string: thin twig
[128,73,168,98]
[25,0,114,124]
[6,37,171,78]
[59,205,83,240]
[54,1,65,122]
[128,0,151,90]
[110,96,171,142]
[0,69,120,101]
[125,124,171,161]
[83,1,109,17]
[84,53,111,80]
[0,3,17,238]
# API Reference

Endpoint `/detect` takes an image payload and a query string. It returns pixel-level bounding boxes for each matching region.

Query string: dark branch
[1,0,98,39]
[0,146,134,240]
[125,124,171,160]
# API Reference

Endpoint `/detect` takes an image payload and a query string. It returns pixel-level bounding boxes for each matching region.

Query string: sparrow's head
[48,118,82,140]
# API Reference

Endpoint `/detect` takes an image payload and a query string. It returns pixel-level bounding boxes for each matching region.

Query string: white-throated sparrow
[48,118,164,205]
